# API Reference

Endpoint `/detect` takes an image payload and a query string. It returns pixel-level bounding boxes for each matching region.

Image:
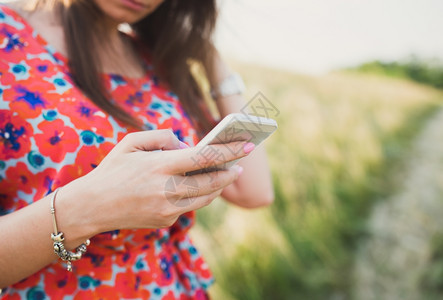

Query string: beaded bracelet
[50,188,90,272]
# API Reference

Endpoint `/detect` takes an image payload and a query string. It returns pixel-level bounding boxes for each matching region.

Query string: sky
[214,0,443,74]
[2,0,442,75]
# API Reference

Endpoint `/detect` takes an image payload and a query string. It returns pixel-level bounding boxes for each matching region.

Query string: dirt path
[353,108,443,300]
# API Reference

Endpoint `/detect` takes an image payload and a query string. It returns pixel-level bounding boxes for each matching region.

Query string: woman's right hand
[57,129,249,243]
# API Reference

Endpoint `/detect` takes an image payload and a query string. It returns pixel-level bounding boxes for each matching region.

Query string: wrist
[210,72,246,100]
[53,178,98,250]
[212,50,232,83]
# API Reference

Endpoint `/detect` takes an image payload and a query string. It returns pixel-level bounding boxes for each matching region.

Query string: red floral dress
[0,5,214,299]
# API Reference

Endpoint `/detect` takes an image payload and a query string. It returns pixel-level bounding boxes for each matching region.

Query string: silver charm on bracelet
[50,188,90,272]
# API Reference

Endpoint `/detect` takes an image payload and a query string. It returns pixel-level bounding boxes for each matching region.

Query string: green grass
[349,57,443,89]
[190,63,443,300]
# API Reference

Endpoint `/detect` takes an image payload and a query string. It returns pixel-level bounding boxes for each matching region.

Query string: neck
[95,20,145,78]
[101,16,122,42]
[93,15,126,58]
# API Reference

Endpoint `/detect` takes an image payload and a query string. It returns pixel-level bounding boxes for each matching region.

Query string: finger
[172,189,221,211]
[163,165,241,203]
[164,141,254,174]
[116,130,181,152]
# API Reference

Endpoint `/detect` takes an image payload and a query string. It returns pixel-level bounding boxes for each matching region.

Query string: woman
[0,0,274,298]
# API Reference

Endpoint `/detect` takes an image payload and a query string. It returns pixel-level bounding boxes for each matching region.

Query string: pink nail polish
[179,141,190,149]
[243,142,255,154]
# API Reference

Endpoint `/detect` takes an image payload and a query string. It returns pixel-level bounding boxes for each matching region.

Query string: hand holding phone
[186,113,278,175]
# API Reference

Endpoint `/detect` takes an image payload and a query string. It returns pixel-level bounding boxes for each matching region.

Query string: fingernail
[179,141,190,149]
[243,142,255,154]
[237,166,244,176]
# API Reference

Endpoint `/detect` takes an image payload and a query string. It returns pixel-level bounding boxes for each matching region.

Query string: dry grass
[190,62,443,300]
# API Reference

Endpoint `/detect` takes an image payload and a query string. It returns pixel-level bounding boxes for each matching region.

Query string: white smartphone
[186,113,278,175]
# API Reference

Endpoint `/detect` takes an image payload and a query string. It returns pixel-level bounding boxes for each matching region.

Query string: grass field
[190,62,443,300]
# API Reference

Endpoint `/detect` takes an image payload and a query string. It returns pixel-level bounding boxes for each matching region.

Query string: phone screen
[185,114,277,176]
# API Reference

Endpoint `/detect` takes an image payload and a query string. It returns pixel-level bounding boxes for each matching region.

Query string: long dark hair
[32,0,218,134]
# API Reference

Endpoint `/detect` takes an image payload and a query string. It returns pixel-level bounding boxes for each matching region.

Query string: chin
[94,0,161,25]
[110,12,147,24]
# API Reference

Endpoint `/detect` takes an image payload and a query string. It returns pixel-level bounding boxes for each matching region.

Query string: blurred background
[191,0,443,299]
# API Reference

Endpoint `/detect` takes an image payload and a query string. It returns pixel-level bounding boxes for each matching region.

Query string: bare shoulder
[3,0,67,55]
[2,0,31,16]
